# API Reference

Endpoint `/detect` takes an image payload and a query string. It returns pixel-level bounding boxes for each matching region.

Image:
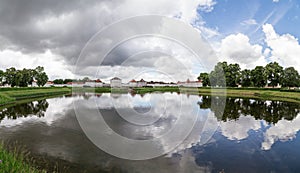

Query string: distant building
[44,81,54,87]
[129,79,137,87]
[67,82,85,87]
[85,79,103,87]
[177,79,203,87]
[31,80,38,87]
[137,79,147,87]
[110,77,122,88]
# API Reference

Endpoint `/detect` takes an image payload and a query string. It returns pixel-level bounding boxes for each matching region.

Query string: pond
[0,93,300,173]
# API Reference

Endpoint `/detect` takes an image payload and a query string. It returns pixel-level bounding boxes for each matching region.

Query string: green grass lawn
[0,143,46,173]
[131,87,300,103]
[1,86,299,105]
[0,87,71,106]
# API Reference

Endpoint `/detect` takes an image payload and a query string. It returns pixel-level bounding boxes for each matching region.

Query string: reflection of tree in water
[199,96,300,124]
[0,100,49,122]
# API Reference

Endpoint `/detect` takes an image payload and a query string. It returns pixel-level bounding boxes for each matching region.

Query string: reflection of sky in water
[0,94,299,172]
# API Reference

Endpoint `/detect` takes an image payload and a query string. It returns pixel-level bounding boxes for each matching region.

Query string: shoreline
[0,86,299,108]
[0,87,71,107]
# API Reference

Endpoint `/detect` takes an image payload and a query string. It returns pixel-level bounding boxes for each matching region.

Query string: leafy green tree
[251,66,267,87]
[281,67,300,88]
[82,77,90,82]
[240,69,252,87]
[53,79,64,84]
[5,67,17,87]
[36,72,48,87]
[18,68,35,87]
[226,63,241,87]
[265,62,283,87]
[63,79,73,84]
[198,73,210,86]
[35,66,48,87]
[209,62,227,87]
[0,70,4,85]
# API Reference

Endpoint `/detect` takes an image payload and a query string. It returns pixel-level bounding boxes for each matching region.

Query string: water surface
[0,93,299,173]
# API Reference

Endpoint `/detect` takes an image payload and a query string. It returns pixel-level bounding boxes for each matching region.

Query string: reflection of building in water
[130,91,136,97]
[110,77,122,88]
[111,93,121,99]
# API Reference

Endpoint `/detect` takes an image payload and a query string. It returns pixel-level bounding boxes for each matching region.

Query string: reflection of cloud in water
[219,115,263,140]
[262,113,300,150]
[73,92,222,159]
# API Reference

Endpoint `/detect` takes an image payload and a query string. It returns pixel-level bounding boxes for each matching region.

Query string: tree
[198,73,210,87]
[281,67,300,88]
[82,77,90,82]
[0,70,4,85]
[265,62,283,87]
[240,69,251,87]
[226,63,241,87]
[5,67,17,87]
[63,79,73,84]
[251,66,267,87]
[209,62,227,87]
[53,79,64,84]
[18,68,35,87]
[36,72,48,87]
[35,66,48,87]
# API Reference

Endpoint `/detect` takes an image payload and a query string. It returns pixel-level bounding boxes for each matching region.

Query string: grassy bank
[0,87,71,106]
[1,86,299,105]
[196,87,300,103]
[131,87,300,103]
[0,143,46,173]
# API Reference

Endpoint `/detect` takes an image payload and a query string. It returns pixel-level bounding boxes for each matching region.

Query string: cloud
[241,19,258,25]
[0,0,217,79]
[263,23,300,71]
[219,115,262,140]
[273,0,279,2]
[0,49,74,80]
[262,113,300,150]
[218,33,267,69]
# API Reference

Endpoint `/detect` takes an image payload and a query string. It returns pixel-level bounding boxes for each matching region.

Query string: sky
[0,0,299,83]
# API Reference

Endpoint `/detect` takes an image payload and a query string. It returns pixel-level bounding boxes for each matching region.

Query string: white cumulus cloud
[263,23,300,71]
[218,33,267,69]
[262,113,300,150]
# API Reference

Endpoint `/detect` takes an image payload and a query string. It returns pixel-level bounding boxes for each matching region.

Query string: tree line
[52,77,93,84]
[198,61,300,88]
[0,66,48,87]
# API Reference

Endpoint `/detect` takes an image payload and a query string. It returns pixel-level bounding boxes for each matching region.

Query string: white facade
[137,79,147,87]
[31,81,38,87]
[85,81,103,87]
[177,79,203,87]
[147,83,177,87]
[70,82,85,87]
[129,80,137,87]
[110,77,122,88]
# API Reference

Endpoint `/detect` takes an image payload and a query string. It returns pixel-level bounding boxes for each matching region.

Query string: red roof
[95,79,102,83]
[130,79,137,83]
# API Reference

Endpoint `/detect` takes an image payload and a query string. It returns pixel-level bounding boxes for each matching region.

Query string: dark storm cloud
[0,0,218,81]
[102,41,170,67]
[0,0,117,64]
